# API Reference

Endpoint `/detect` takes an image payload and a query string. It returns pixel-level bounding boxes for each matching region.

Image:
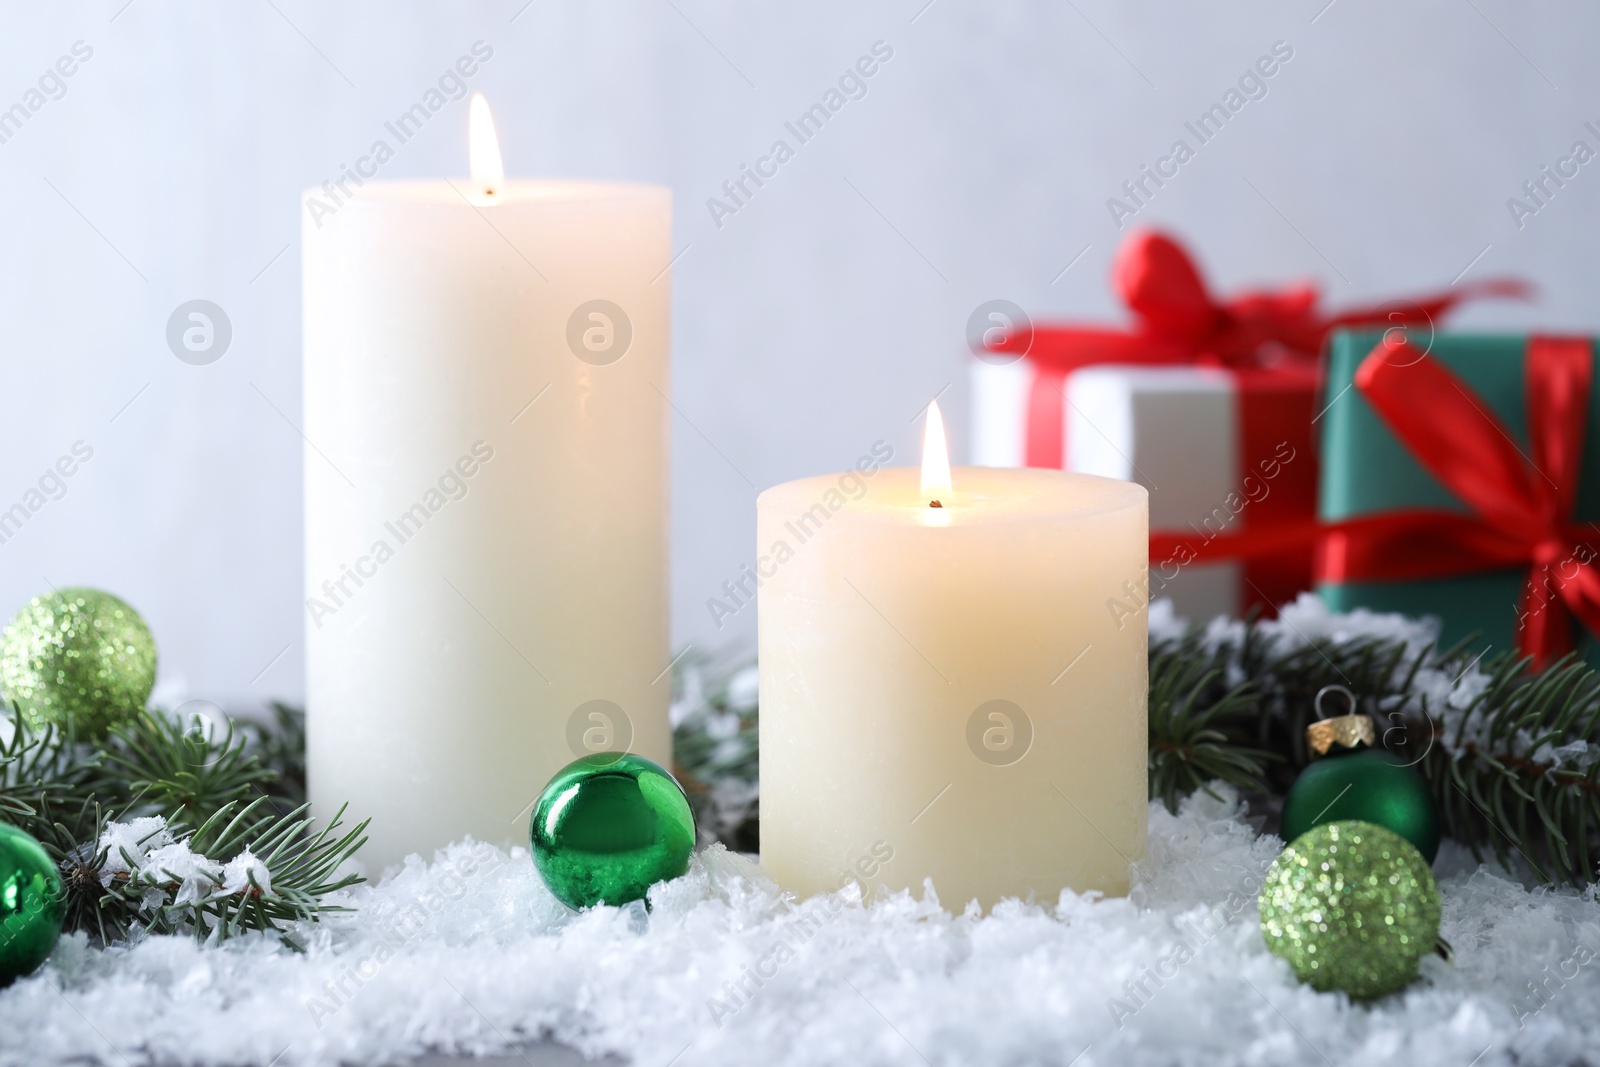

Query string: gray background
[0,0,1589,711]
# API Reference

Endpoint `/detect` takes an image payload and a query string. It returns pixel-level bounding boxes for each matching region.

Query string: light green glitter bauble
[1260,820,1441,999]
[0,588,156,736]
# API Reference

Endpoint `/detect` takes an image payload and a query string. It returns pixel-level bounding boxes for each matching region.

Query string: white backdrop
[0,0,1593,710]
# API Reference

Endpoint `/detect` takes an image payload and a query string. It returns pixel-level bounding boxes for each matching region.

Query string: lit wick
[468,93,505,200]
[920,398,952,509]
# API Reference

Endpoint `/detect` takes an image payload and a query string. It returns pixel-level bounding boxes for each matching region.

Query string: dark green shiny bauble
[0,823,65,984]
[530,753,695,910]
[1280,748,1440,863]
[0,588,156,736]
[1260,821,1441,999]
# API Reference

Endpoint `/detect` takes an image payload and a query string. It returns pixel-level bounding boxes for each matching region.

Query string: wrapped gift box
[971,358,1318,620]
[969,228,1525,624]
[1318,329,1600,664]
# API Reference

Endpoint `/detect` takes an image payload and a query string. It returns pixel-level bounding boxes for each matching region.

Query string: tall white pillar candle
[757,404,1148,909]
[302,98,671,869]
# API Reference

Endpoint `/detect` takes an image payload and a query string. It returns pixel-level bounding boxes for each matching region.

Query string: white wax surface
[757,466,1148,909]
[302,178,672,870]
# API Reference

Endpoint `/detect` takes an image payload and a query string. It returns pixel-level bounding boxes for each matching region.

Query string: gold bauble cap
[1306,684,1376,756]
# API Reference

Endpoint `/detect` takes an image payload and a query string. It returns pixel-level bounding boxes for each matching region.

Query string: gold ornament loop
[1307,684,1376,756]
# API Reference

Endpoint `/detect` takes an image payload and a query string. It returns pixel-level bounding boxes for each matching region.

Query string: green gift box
[1318,329,1600,662]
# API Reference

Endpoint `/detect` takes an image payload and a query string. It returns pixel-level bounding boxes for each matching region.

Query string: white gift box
[971,359,1247,621]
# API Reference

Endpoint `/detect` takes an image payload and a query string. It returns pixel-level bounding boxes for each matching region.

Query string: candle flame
[469,93,504,197]
[920,399,952,507]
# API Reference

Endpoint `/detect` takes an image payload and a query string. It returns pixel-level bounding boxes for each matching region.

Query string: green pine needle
[102,797,370,948]
[1148,649,1277,811]
[103,711,278,831]
[1,702,366,946]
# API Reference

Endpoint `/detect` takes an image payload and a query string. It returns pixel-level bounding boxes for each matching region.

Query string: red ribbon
[994,228,1529,372]
[998,228,1529,468]
[1151,338,1600,663]
[1312,335,1600,668]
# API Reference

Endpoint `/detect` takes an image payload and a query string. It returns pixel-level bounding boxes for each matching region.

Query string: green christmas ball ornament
[0,588,156,735]
[1281,685,1440,863]
[0,822,65,985]
[1282,749,1440,862]
[530,753,696,911]
[1260,820,1441,999]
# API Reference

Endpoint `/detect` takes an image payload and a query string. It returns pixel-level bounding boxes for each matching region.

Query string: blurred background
[0,1,1593,711]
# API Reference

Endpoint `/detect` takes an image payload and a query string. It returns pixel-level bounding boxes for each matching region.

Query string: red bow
[988,229,1530,371]
[1317,335,1600,668]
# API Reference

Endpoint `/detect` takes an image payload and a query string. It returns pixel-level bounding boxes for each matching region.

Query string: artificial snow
[10,598,1600,1066]
[219,850,273,897]
[94,817,273,913]
[96,818,174,885]
[4,785,1597,1067]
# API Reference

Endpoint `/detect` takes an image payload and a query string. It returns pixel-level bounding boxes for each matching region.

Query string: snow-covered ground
[9,598,1599,1067]
[8,782,1599,1067]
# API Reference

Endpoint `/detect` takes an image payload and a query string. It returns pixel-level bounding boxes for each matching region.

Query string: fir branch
[1150,620,1600,885]
[243,702,307,809]
[32,798,127,945]
[670,648,759,852]
[1147,649,1277,811]
[0,717,100,844]
[1,700,367,945]
[1408,651,1600,885]
[97,798,369,949]
[102,710,277,832]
